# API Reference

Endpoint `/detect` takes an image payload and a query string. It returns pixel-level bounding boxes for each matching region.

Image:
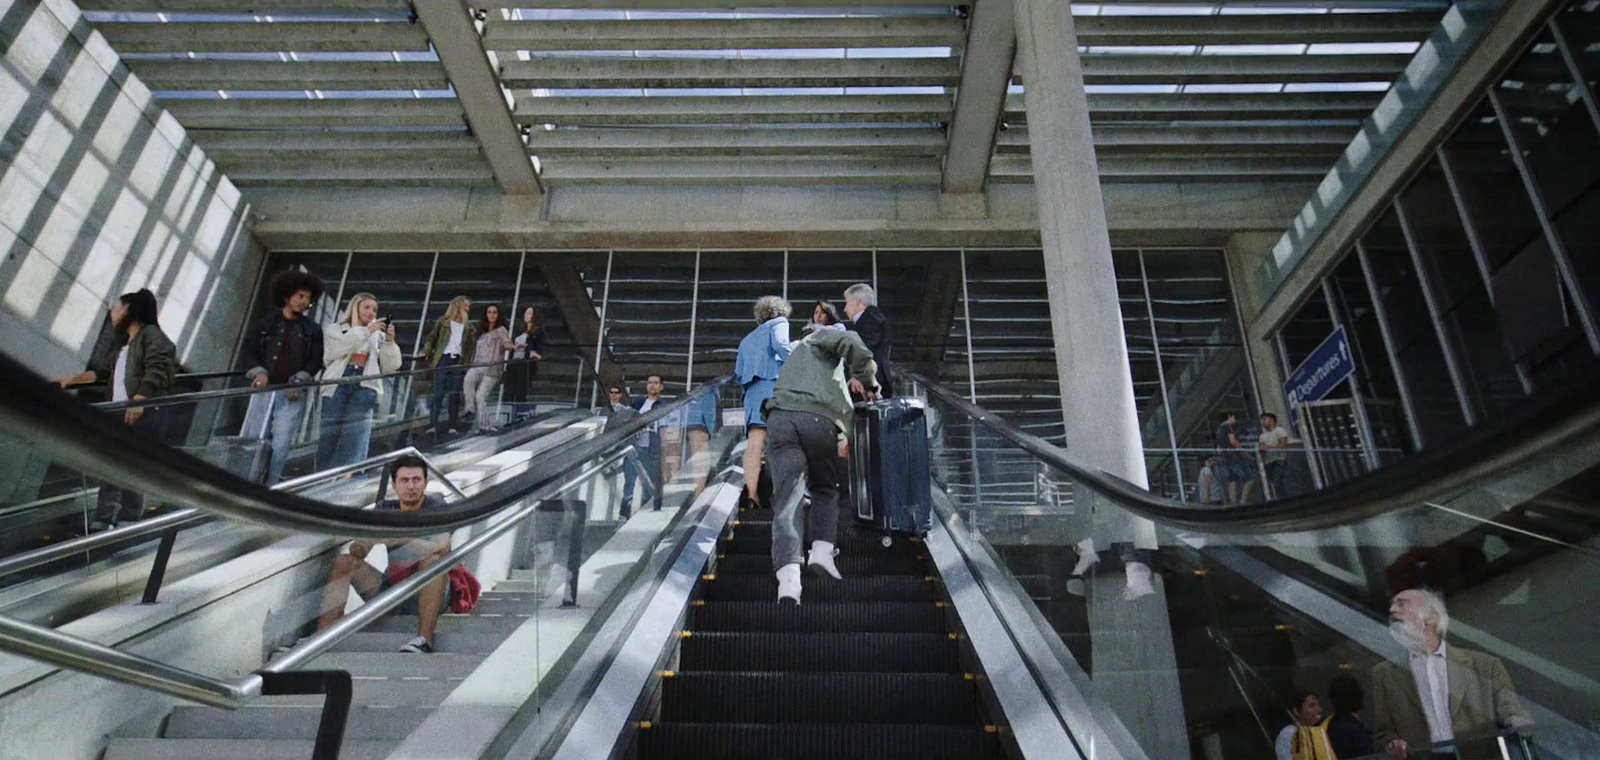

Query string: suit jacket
[848,305,893,397]
[1371,646,1528,760]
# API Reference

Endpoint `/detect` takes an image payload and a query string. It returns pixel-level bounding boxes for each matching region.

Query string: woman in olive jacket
[419,296,476,435]
[55,289,177,528]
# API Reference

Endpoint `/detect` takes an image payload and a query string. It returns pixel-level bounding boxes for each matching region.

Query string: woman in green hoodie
[55,289,177,528]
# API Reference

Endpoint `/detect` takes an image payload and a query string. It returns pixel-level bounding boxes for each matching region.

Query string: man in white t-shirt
[1258,412,1291,500]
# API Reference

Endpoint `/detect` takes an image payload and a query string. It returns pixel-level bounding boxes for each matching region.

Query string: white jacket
[319,323,403,399]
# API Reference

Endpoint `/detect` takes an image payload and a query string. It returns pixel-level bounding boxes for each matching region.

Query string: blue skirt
[742,378,777,428]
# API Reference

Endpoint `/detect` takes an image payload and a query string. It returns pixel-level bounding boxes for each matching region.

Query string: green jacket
[91,324,177,399]
[420,318,476,368]
[772,328,877,433]
[1371,646,1529,760]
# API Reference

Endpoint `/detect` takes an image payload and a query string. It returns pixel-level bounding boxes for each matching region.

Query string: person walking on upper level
[505,306,547,403]
[55,289,177,528]
[624,375,668,513]
[317,292,401,470]
[736,296,792,509]
[242,270,325,484]
[1259,412,1291,500]
[767,327,878,604]
[843,283,893,398]
[420,296,475,437]
[462,304,513,432]
[1215,411,1256,505]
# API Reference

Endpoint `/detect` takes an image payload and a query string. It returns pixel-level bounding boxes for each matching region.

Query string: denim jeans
[428,355,464,431]
[243,389,308,484]
[317,377,378,471]
[621,444,661,517]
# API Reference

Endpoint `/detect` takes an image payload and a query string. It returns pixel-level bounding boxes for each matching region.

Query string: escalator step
[691,602,945,633]
[735,509,775,522]
[715,553,927,578]
[719,531,906,556]
[660,673,982,724]
[701,576,938,603]
[638,721,1005,760]
[679,632,959,673]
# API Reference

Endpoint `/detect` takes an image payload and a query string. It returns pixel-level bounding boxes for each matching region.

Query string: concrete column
[1014,1,1189,758]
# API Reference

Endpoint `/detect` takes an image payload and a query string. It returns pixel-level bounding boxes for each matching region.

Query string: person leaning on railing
[241,269,326,484]
[54,289,177,530]
[419,295,475,437]
[316,292,401,470]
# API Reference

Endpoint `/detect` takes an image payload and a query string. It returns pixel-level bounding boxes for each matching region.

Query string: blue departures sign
[1284,326,1355,420]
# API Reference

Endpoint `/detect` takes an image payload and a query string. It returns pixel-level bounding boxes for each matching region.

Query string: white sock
[1123,561,1155,601]
[1071,538,1098,576]
[809,540,836,558]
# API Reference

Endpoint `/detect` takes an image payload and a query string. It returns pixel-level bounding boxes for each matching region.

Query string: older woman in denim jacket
[317,292,402,469]
[734,296,792,508]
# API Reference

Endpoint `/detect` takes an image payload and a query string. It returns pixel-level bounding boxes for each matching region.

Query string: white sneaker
[398,636,433,654]
[806,541,842,580]
[1123,561,1155,601]
[776,563,802,605]
[1071,538,1098,576]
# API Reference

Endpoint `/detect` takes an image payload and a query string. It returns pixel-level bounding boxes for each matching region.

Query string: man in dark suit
[1372,588,1531,760]
[843,283,893,398]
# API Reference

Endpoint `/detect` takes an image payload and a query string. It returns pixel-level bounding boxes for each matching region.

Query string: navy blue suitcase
[849,398,932,547]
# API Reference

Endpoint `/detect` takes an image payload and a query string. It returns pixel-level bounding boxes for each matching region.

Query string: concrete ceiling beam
[539,156,942,184]
[941,0,1014,193]
[499,57,959,89]
[481,16,966,51]
[995,123,1358,154]
[1073,11,1441,46]
[189,129,482,151]
[127,60,448,90]
[472,0,958,7]
[988,154,1333,182]
[523,126,947,156]
[1068,52,1413,84]
[414,0,543,195]
[162,98,467,128]
[513,94,952,125]
[79,0,408,9]
[1003,91,1382,122]
[221,158,497,186]
[94,21,429,53]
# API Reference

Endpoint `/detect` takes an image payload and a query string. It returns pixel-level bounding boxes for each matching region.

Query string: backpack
[447,565,481,614]
[1291,717,1337,760]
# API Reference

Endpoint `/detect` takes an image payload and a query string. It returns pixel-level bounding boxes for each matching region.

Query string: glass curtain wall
[250,247,1247,492]
[1272,1,1600,469]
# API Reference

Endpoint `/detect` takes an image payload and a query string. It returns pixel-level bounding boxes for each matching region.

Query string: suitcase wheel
[879,535,893,549]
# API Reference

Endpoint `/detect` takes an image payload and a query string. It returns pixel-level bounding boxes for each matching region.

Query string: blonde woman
[317,292,402,468]
[461,303,513,432]
[420,296,475,436]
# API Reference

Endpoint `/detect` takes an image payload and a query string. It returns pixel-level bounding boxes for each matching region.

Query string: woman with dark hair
[462,304,513,432]
[420,296,475,436]
[55,289,177,528]
[505,305,547,403]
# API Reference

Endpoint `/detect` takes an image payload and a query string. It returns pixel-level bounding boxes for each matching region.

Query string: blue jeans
[428,355,464,431]
[243,390,308,484]
[621,444,661,517]
[317,371,378,470]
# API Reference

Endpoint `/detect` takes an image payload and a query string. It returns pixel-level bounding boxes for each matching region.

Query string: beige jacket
[1371,646,1528,760]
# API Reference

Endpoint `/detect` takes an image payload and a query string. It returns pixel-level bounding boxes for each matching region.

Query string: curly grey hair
[753,295,792,322]
[844,283,877,307]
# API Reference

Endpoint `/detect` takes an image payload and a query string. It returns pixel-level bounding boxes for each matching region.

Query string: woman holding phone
[318,292,402,468]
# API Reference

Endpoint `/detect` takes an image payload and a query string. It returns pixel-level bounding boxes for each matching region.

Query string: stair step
[304,651,485,679]
[329,631,505,655]
[701,575,938,603]
[489,580,543,593]
[365,614,527,634]
[256,675,460,708]
[105,739,396,760]
[714,553,927,578]
[661,673,982,724]
[680,632,959,673]
[164,706,432,740]
[637,722,1005,760]
[465,596,541,615]
[690,602,945,634]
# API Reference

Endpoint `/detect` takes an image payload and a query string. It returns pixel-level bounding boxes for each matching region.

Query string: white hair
[1416,588,1450,637]
[753,295,792,322]
[843,283,876,307]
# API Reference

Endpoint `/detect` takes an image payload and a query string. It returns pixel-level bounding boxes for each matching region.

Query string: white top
[111,348,129,403]
[639,398,658,413]
[1260,427,1291,462]
[1409,642,1454,744]
[444,321,464,355]
[1274,724,1296,760]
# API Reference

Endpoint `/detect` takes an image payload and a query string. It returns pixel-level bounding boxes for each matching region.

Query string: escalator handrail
[0,349,730,538]
[902,369,1600,533]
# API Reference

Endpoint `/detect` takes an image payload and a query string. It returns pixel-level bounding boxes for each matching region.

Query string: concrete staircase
[102,589,535,760]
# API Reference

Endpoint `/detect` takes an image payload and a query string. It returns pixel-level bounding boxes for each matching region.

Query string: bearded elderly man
[1372,588,1532,760]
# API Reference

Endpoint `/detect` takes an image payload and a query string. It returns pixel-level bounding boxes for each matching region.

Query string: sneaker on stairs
[776,563,802,605]
[398,636,433,654]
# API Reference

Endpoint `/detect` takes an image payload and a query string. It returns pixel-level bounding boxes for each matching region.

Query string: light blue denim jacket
[734,316,791,386]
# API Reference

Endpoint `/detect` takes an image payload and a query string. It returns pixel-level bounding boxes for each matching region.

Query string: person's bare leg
[1227,481,1239,505]
[688,428,710,490]
[318,554,381,630]
[415,554,448,644]
[743,427,767,503]
[1240,479,1256,504]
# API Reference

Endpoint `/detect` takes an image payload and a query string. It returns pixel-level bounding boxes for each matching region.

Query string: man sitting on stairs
[316,453,453,653]
[765,325,879,604]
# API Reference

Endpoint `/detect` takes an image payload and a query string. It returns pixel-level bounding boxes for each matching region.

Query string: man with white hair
[842,283,893,398]
[1371,588,1531,759]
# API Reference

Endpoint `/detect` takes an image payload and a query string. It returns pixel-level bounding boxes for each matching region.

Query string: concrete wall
[0,0,263,381]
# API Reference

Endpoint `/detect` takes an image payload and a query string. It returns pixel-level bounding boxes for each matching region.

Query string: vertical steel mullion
[1219,246,1263,412]
[1351,246,1422,457]
[331,252,352,318]
[1392,197,1479,426]
[1550,17,1600,135]
[871,248,879,293]
[411,252,441,358]
[508,250,527,330]
[1488,89,1600,354]
[1278,332,1325,490]
[1138,250,1186,501]
[1435,147,1499,305]
[782,250,789,302]
[685,251,702,389]
[959,249,984,506]
[588,250,615,410]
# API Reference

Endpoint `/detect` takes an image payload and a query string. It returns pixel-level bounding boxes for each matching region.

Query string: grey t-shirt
[1215,421,1248,463]
[375,494,451,568]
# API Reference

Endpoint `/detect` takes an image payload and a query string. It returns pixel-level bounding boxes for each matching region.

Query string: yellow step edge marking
[948,633,958,640]
[678,631,694,639]
[964,673,977,680]
[935,601,948,608]
[701,574,717,581]
[638,721,653,730]
[1274,624,1294,631]
[985,725,1000,733]
[1193,570,1209,576]
[659,670,676,678]
[691,600,706,607]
